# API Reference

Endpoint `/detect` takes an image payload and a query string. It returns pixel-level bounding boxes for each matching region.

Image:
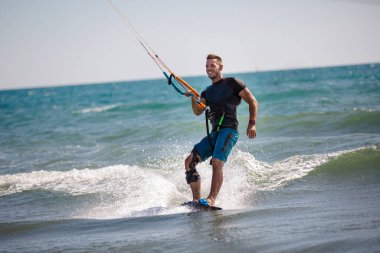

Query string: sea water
[0,63,380,252]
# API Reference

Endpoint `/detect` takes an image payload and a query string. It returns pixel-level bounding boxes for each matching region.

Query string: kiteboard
[181,201,223,211]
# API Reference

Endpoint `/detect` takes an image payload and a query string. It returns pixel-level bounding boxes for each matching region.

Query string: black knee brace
[186,149,200,184]
[186,168,199,184]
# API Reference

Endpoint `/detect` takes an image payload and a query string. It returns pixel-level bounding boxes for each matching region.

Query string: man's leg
[206,129,238,206]
[184,150,201,201]
[206,158,224,206]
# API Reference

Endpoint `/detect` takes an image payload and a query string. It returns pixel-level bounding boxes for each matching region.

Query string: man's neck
[211,75,223,84]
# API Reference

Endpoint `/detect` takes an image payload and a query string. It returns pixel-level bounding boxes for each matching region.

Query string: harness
[205,108,225,165]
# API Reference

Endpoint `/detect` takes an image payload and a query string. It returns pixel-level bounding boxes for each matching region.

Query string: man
[184,54,258,207]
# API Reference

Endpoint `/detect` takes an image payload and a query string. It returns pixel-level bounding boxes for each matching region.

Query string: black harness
[205,107,225,165]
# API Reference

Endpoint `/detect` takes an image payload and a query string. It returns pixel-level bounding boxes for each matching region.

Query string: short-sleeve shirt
[201,77,246,131]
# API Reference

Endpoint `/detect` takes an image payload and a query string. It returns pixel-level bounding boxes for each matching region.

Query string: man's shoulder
[224,77,246,91]
[224,77,236,81]
[224,76,243,82]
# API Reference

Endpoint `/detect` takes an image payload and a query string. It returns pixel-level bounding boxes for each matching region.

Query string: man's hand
[190,96,206,116]
[247,124,257,138]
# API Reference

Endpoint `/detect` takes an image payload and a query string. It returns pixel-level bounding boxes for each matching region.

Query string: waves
[1,146,377,220]
[78,103,123,114]
[1,64,379,176]
[76,102,380,137]
[260,110,380,137]
[0,165,184,218]
[309,146,380,177]
[2,64,380,253]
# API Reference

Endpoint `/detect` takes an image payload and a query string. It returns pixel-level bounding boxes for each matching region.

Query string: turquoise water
[1,63,380,252]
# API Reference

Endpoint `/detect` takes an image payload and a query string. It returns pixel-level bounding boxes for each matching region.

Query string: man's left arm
[239,88,258,139]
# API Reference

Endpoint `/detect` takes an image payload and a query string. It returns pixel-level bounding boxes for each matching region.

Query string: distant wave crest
[78,103,122,114]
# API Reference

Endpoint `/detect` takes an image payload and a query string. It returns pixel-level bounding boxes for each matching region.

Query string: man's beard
[208,72,218,81]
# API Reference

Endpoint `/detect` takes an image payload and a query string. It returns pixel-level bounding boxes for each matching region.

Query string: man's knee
[185,149,201,184]
[211,158,224,170]
[185,155,192,168]
[189,149,201,169]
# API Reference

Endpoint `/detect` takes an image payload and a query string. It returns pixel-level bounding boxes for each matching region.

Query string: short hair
[207,54,222,64]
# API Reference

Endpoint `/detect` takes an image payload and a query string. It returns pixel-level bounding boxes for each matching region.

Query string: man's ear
[219,64,223,71]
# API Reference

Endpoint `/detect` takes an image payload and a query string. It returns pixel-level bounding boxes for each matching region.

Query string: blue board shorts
[193,128,239,162]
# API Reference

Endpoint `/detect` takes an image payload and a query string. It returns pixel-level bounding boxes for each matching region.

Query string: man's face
[206,59,222,80]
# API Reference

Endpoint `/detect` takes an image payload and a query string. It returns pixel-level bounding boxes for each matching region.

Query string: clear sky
[1,0,380,90]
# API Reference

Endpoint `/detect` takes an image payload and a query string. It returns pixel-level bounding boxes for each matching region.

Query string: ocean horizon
[1,62,378,91]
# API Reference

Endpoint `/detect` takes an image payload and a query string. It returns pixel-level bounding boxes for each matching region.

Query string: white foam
[176,148,360,210]
[0,148,364,218]
[79,103,122,114]
[0,165,186,219]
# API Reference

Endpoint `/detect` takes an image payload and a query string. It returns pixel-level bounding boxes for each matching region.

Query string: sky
[0,0,380,90]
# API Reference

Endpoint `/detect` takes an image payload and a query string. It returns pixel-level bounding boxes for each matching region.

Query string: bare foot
[193,198,200,203]
[206,197,215,206]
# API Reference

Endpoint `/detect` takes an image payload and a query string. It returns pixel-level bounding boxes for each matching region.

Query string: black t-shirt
[201,77,246,131]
